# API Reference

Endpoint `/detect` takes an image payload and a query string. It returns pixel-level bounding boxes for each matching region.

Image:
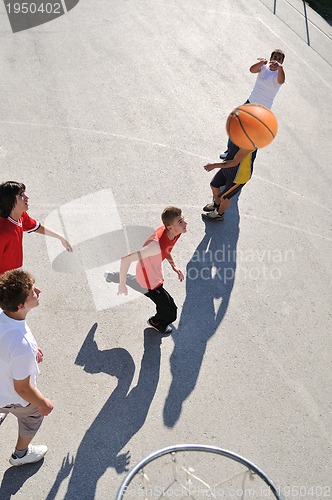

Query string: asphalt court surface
[0,0,331,498]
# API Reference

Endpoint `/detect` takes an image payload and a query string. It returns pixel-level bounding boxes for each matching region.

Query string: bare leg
[211,186,222,205]
[210,186,231,214]
[15,436,31,451]
[218,197,231,214]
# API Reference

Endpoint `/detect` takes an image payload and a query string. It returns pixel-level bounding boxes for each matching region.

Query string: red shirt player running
[105,206,187,334]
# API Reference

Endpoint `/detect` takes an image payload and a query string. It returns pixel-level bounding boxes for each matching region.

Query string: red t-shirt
[136,226,181,290]
[0,212,40,274]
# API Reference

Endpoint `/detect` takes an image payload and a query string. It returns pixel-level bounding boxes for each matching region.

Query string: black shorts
[210,166,246,200]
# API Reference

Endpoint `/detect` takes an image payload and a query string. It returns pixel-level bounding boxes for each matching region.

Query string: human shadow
[0,459,43,499]
[163,197,240,427]
[61,323,161,499]
[45,453,74,500]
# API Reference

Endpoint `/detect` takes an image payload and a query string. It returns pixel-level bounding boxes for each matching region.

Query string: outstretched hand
[61,238,73,252]
[269,59,282,67]
[204,163,217,172]
[257,57,267,64]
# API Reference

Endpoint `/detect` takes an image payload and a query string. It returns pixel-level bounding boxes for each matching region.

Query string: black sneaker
[202,210,224,222]
[104,271,115,283]
[147,318,172,334]
[203,202,220,212]
[219,151,228,160]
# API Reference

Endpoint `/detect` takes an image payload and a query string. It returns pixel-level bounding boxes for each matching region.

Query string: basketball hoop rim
[115,444,285,500]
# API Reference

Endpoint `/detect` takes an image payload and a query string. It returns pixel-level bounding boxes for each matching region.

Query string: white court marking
[243,212,332,241]
[1,119,331,217]
[254,175,332,214]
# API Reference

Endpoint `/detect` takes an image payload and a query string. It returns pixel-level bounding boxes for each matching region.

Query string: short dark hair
[271,49,285,61]
[0,269,34,312]
[0,181,26,218]
[161,206,182,227]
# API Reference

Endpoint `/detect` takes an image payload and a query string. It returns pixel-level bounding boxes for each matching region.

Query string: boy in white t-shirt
[220,49,285,158]
[247,49,285,108]
[0,270,54,466]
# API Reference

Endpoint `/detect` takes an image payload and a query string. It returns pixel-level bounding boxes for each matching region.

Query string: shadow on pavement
[45,453,74,500]
[0,460,44,499]
[50,323,161,499]
[163,197,240,427]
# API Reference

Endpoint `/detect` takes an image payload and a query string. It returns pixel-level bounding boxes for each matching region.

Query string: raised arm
[35,224,73,252]
[204,148,254,172]
[250,58,267,74]
[273,61,285,84]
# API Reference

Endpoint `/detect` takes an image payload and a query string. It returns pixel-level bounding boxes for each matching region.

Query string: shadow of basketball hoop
[115,445,285,500]
[4,0,79,33]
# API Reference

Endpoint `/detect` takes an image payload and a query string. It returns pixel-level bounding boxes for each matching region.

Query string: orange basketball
[226,103,278,149]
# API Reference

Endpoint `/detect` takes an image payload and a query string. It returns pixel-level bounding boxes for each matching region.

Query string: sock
[13,447,28,459]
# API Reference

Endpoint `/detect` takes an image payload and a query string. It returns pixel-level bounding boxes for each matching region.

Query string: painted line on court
[243,212,332,241]
[0,120,208,160]
[254,175,332,214]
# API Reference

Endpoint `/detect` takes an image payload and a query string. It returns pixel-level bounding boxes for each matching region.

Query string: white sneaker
[9,444,48,466]
[0,412,7,425]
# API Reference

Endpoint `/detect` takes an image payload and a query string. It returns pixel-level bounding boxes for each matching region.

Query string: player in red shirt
[105,206,187,334]
[0,181,73,275]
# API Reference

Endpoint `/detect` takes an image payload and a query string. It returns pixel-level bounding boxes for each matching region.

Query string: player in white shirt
[0,270,54,466]
[220,49,285,158]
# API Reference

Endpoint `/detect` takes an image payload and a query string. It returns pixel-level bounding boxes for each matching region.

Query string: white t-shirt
[0,310,39,407]
[248,64,281,109]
